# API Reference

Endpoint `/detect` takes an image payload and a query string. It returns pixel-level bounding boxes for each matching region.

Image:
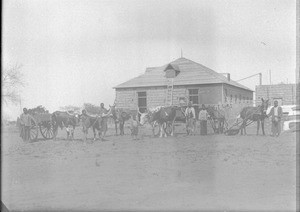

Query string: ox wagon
[18,113,55,142]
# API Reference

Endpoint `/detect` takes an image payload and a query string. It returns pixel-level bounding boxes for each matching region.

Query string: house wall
[115,89,136,109]
[116,84,222,110]
[196,84,222,105]
[115,87,167,110]
[147,87,166,107]
[115,83,254,110]
[223,84,253,105]
[172,86,187,105]
[255,84,298,106]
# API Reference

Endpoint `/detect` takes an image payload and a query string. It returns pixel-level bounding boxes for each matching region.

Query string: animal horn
[138,109,142,115]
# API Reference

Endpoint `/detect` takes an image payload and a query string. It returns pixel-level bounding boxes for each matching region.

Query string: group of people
[184,100,284,137]
[18,99,284,142]
[184,101,210,136]
[81,103,140,140]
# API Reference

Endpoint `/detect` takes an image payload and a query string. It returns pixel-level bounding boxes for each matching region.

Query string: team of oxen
[49,99,269,140]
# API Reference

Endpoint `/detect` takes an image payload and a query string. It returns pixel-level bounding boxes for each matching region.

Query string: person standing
[20,108,31,141]
[130,114,139,140]
[185,101,196,135]
[81,109,89,142]
[99,103,109,139]
[199,104,209,135]
[267,100,283,137]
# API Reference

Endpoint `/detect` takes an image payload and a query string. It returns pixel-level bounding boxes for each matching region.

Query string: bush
[27,105,48,115]
[83,103,101,115]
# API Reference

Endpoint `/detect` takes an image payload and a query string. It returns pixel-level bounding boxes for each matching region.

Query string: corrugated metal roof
[114,57,253,91]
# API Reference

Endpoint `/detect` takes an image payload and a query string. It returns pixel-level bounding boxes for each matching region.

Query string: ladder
[165,78,174,106]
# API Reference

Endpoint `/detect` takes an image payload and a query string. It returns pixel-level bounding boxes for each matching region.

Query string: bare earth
[1,123,297,211]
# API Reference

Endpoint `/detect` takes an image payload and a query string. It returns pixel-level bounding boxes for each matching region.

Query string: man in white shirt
[267,100,283,136]
[185,101,196,135]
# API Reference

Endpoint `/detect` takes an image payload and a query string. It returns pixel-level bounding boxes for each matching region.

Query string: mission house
[114,57,253,113]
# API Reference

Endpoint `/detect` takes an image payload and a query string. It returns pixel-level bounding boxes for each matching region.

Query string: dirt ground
[1,122,298,211]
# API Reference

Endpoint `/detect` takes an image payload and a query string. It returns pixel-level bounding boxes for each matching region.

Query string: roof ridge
[172,57,226,82]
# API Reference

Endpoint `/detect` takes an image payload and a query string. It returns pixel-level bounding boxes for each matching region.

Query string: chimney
[227,73,230,81]
[259,73,262,85]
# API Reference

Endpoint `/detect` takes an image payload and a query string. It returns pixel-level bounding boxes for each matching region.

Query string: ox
[52,111,80,140]
[80,113,103,141]
[139,106,178,137]
[80,106,113,141]
[109,105,131,136]
[239,98,269,135]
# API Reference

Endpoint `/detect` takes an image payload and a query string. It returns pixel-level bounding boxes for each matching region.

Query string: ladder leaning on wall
[165,78,174,106]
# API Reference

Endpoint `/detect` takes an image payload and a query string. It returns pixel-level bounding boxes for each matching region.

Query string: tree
[83,103,100,115]
[2,64,24,105]
[59,105,82,113]
[27,105,48,114]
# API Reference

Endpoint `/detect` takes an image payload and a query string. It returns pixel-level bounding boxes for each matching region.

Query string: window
[230,94,233,102]
[188,89,199,105]
[224,89,228,102]
[235,95,237,103]
[138,91,147,113]
[239,94,241,102]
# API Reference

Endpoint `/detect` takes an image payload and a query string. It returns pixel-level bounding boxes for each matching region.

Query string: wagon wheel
[39,121,55,139]
[29,116,38,142]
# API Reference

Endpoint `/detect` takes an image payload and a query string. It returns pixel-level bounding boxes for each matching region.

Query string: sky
[2,0,296,120]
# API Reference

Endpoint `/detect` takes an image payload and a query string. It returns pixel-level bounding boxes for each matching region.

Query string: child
[66,124,74,140]
[130,114,139,140]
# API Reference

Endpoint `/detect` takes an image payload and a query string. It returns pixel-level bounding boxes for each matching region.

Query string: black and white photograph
[2,0,299,211]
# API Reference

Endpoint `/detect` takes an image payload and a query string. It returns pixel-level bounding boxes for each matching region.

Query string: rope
[90,115,100,128]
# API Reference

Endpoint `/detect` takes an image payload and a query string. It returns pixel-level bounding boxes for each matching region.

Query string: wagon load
[18,105,55,141]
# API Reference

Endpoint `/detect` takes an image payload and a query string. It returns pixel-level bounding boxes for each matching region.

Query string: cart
[223,118,254,135]
[19,113,56,142]
[223,107,261,135]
